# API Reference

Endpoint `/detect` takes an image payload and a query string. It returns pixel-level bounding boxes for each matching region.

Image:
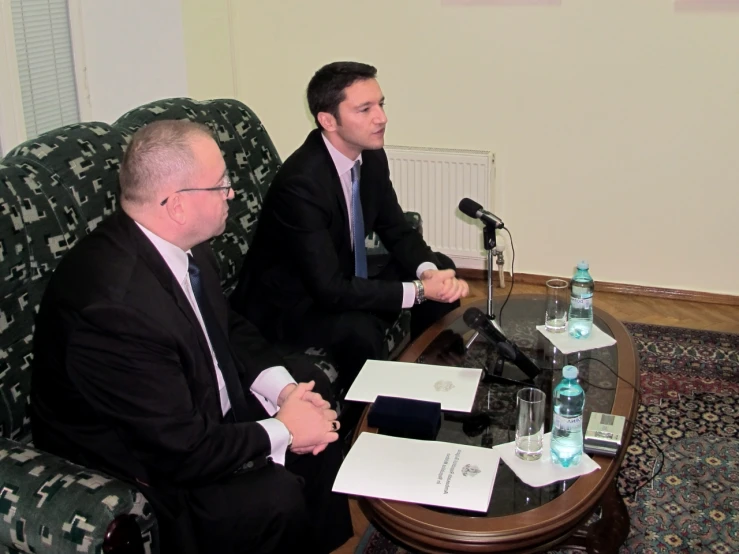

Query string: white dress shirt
[136,223,294,465]
[321,134,437,308]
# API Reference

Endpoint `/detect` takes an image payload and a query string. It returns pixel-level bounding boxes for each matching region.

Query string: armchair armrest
[0,438,157,553]
[366,211,423,257]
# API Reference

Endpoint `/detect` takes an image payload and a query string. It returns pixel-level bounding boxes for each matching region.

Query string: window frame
[0,0,91,155]
[0,0,25,155]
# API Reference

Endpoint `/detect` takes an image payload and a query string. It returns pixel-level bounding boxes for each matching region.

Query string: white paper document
[333,432,499,512]
[536,323,616,354]
[494,433,600,487]
[344,360,482,412]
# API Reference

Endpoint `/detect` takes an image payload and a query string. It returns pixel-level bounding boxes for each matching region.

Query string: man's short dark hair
[307,61,378,129]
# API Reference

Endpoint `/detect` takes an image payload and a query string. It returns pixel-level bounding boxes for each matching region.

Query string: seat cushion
[0,438,158,553]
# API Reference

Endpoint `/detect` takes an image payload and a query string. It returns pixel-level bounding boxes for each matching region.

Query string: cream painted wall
[181,0,235,99]
[77,0,188,123]
[183,0,739,295]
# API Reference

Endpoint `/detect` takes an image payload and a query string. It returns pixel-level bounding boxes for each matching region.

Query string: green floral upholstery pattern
[0,97,417,553]
[0,438,157,553]
[0,121,156,552]
[365,211,422,256]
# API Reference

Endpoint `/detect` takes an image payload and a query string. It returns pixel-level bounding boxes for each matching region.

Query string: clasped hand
[275,381,338,456]
[421,269,470,303]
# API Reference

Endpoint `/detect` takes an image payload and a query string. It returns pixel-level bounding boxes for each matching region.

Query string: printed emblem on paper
[434,380,454,392]
[461,464,481,477]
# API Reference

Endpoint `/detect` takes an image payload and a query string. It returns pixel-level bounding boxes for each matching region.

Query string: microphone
[463,307,540,381]
[458,198,505,229]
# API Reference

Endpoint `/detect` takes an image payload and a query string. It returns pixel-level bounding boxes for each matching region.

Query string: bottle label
[570,297,592,309]
[554,413,583,432]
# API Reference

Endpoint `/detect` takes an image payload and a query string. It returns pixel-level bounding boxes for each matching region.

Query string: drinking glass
[545,279,569,333]
[515,387,546,461]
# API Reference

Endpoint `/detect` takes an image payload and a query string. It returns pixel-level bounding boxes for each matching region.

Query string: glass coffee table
[355,295,639,553]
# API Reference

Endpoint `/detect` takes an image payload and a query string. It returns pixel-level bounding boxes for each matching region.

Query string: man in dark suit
[30,120,352,554]
[231,61,469,390]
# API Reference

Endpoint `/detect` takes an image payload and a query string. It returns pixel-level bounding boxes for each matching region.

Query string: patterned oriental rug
[356,323,739,554]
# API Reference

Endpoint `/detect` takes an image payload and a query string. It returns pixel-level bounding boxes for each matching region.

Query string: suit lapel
[309,130,352,244]
[123,215,201,331]
[118,213,221,383]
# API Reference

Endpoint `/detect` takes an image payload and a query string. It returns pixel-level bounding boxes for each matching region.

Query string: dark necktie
[187,255,250,422]
[351,161,368,278]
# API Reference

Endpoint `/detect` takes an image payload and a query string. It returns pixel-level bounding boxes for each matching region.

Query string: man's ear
[317,111,337,132]
[165,194,187,225]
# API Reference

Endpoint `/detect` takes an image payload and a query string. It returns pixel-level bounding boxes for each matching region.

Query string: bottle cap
[563,365,578,379]
[577,260,589,270]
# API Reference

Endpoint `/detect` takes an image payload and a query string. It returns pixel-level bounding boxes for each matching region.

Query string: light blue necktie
[351,161,368,278]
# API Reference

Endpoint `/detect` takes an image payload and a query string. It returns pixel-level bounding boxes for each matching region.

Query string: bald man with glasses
[30,120,353,554]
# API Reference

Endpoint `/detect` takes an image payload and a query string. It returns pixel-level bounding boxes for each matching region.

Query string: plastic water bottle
[568,260,594,339]
[551,365,585,467]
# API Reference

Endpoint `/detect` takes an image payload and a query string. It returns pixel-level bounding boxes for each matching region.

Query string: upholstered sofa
[0,98,418,553]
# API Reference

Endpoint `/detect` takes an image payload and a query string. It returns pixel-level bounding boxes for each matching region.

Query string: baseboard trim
[454,269,739,306]
[456,268,488,280]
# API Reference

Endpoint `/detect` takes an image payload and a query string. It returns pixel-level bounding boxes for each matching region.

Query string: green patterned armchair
[0,97,420,553]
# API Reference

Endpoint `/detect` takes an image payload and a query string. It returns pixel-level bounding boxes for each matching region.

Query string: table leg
[563,479,630,554]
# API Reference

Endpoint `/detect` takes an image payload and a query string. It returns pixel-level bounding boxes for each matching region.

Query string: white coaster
[494,433,601,487]
[536,323,616,354]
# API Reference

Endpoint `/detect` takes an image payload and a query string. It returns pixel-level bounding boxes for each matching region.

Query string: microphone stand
[465,222,499,350]
[464,225,534,388]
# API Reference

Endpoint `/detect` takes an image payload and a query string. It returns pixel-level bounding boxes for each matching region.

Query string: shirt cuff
[401,282,416,309]
[251,366,296,415]
[257,418,291,466]
[402,263,439,309]
[416,262,438,279]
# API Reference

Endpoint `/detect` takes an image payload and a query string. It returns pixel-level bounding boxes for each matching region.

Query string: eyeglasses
[159,175,233,206]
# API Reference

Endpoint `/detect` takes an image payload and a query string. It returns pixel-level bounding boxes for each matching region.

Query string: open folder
[344,360,483,412]
[333,432,499,512]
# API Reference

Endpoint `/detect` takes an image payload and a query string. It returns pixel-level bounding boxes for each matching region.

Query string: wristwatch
[413,280,425,305]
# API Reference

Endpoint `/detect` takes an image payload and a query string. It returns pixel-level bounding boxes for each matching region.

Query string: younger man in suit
[30,120,352,554]
[231,61,469,392]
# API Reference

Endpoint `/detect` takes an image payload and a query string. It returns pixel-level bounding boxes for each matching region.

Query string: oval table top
[354,295,640,553]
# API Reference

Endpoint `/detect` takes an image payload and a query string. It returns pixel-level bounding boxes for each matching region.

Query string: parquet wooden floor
[333,280,739,554]
[464,280,739,334]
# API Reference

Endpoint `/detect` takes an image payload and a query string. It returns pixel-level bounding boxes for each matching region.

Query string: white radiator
[385,145,495,269]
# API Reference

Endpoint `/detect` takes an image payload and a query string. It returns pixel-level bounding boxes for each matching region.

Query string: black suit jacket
[31,210,285,548]
[232,129,437,340]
